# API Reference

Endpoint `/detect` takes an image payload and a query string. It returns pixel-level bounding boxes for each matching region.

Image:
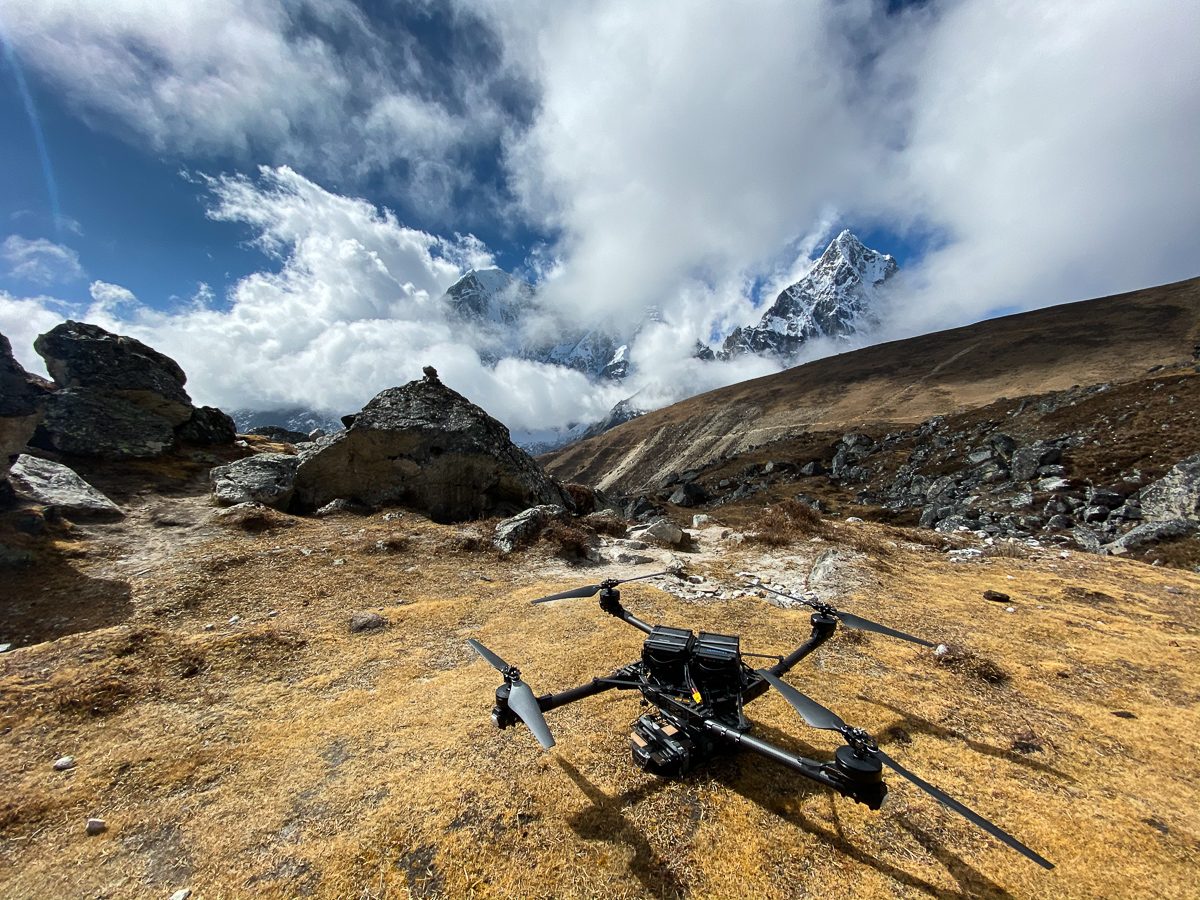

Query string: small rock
[0,643,11,653]
[844,516,864,524]
[1005,606,1016,613]
[616,552,656,565]
[349,611,387,633]
[228,615,241,625]
[691,514,712,528]
[85,817,107,836]
[268,609,279,617]
[202,624,214,632]
[170,890,194,900]
[934,644,950,658]
[53,756,76,771]
[982,590,1010,603]
[381,511,403,521]
[333,558,345,566]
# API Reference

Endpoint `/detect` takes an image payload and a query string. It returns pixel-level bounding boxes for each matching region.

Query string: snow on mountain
[230,406,344,436]
[721,230,897,359]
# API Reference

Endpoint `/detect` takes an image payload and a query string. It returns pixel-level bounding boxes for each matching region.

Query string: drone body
[468,573,1052,870]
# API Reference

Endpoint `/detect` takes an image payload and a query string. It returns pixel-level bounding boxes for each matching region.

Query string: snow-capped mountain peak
[721,230,897,358]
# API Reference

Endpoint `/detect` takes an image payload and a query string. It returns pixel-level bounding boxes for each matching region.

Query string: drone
[467,572,1053,870]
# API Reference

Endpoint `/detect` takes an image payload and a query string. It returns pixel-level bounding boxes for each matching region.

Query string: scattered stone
[493,504,568,554]
[1005,606,1016,613]
[7,455,123,518]
[616,552,656,565]
[268,609,279,618]
[85,818,107,836]
[53,756,76,771]
[1111,710,1137,719]
[169,890,193,900]
[844,516,864,524]
[982,590,1010,603]
[668,482,708,507]
[934,644,950,658]
[203,624,214,632]
[210,453,299,509]
[1104,518,1194,553]
[691,514,713,528]
[293,378,567,521]
[333,558,345,566]
[350,611,387,633]
[381,511,404,521]
[314,498,368,517]
[209,501,293,531]
[629,518,684,546]
[1071,525,1103,553]
[228,615,241,625]
[1140,453,1200,522]
[0,643,11,653]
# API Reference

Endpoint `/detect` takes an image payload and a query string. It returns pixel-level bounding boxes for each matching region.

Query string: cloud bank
[1,1,1198,439]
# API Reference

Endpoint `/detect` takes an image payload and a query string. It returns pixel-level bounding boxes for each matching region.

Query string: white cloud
[1,0,523,214]
[1,235,86,285]
[0,290,71,376]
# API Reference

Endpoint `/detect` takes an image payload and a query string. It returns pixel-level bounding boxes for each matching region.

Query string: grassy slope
[543,277,1200,492]
[2,508,1198,898]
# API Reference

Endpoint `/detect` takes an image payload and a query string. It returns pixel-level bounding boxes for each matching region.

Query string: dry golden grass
[2,505,1200,899]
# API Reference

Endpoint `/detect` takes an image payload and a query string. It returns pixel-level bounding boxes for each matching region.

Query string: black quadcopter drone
[467,571,1053,870]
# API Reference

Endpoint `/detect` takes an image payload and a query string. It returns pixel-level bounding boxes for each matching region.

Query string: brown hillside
[543,277,1200,493]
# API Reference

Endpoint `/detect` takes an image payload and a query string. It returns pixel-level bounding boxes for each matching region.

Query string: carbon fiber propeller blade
[751,582,934,648]
[506,680,556,750]
[758,669,1054,869]
[467,639,556,750]
[755,670,846,731]
[876,749,1054,870]
[834,611,936,648]
[532,570,670,604]
[467,638,509,672]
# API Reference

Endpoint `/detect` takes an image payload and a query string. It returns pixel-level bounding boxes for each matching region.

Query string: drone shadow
[556,758,687,899]
[716,721,1017,899]
[860,696,1075,783]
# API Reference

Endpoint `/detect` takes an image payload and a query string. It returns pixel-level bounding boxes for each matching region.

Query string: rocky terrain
[2,281,1200,898]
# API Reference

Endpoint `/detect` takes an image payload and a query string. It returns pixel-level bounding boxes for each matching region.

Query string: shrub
[540,520,595,560]
[746,500,829,546]
[562,483,597,514]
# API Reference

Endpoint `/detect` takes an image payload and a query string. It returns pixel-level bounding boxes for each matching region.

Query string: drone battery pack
[693,632,741,691]
[642,625,695,684]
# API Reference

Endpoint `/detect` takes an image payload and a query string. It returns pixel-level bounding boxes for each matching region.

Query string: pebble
[0,643,10,653]
[934,644,950,658]
[169,890,193,900]
[845,516,864,524]
[1005,606,1017,613]
[53,756,76,771]
[228,615,241,625]
[268,609,279,617]
[85,817,107,836]
[333,558,346,566]
[203,624,214,632]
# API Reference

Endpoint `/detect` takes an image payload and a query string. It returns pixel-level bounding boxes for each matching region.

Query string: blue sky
[1,1,1197,433]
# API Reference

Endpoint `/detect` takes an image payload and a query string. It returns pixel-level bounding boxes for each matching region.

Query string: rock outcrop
[1,332,50,481]
[7,454,123,518]
[293,378,568,521]
[210,453,299,509]
[1140,453,1200,523]
[29,321,234,458]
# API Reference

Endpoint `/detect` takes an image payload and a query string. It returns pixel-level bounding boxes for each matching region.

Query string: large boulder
[30,321,235,457]
[35,321,192,424]
[177,406,238,445]
[7,454,123,518]
[210,453,299,509]
[1,332,50,479]
[1140,453,1200,523]
[292,378,568,522]
[30,387,176,459]
[1104,518,1194,554]
[493,504,568,554]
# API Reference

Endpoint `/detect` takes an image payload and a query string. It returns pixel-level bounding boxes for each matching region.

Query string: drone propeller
[467,639,555,750]
[756,670,1053,869]
[749,582,935,648]
[531,571,671,604]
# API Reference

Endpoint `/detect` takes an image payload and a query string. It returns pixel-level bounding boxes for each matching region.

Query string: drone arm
[599,588,655,635]
[536,665,642,714]
[743,613,838,703]
[702,719,844,792]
